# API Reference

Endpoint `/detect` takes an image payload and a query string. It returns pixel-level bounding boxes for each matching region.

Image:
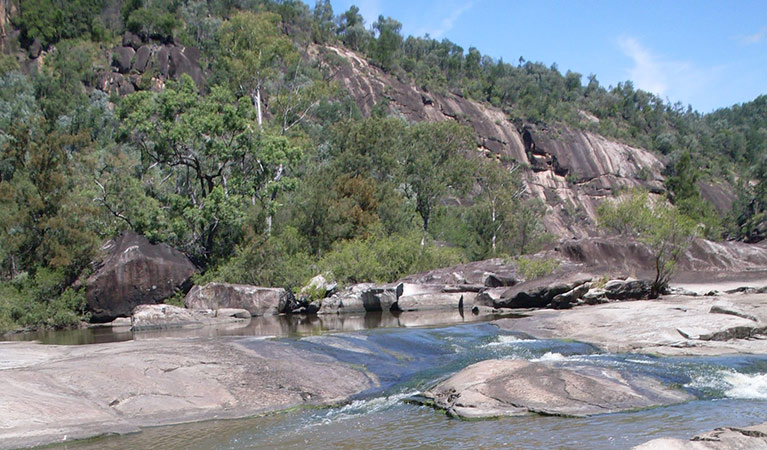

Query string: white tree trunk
[256,85,263,130]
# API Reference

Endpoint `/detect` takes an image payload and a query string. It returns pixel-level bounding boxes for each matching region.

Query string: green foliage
[0,55,19,75]
[199,226,314,290]
[319,230,465,285]
[5,0,767,333]
[118,75,302,265]
[665,151,722,238]
[0,268,89,332]
[598,189,698,297]
[14,0,104,46]
[514,256,560,280]
[162,290,187,307]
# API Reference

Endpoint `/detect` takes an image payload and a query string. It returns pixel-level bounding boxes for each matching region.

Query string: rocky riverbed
[3,273,767,449]
[0,337,373,449]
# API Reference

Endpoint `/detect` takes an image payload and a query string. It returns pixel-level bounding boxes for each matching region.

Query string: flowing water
[44,322,767,450]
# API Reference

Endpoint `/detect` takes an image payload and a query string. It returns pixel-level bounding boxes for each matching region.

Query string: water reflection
[2,309,521,345]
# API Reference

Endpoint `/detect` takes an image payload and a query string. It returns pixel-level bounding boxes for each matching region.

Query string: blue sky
[325,0,767,113]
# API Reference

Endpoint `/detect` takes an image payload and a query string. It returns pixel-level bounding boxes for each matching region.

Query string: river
[28,317,767,450]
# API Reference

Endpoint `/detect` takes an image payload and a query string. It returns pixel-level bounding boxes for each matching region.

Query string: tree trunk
[256,85,263,130]
[491,200,497,254]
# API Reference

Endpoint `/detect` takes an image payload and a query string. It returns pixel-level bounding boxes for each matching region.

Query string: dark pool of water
[1,309,521,345]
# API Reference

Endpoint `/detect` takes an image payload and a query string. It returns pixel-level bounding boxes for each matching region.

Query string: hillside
[1,0,766,330]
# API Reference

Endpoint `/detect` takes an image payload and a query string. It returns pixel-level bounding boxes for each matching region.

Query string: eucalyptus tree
[219,11,298,129]
[118,75,301,264]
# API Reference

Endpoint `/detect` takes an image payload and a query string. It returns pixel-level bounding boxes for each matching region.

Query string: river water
[40,319,767,450]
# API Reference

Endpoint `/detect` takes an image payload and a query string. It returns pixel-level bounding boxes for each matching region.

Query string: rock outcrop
[184,283,291,317]
[496,292,767,356]
[558,237,767,276]
[422,359,692,419]
[130,304,250,331]
[98,36,205,96]
[85,232,196,322]
[0,337,372,449]
[492,272,593,309]
[633,423,767,449]
[322,44,666,238]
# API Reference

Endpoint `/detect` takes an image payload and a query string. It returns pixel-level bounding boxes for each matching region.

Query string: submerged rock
[422,359,692,419]
[633,423,767,449]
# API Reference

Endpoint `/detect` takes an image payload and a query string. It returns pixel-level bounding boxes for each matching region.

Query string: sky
[325,0,767,113]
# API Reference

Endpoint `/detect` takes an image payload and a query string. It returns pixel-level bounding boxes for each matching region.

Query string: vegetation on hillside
[0,0,765,330]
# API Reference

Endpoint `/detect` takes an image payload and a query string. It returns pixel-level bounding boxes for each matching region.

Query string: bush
[319,231,465,285]
[198,226,315,290]
[0,268,89,332]
[598,189,697,297]
[514,256,559,280]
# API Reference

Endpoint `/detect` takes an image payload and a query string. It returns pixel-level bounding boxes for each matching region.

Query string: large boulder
[96,72,135,96]
[317,282,403,314]
[496,273,592,308]
[132,45,151,73]
[112,47,135,74]
[130,304,250,331]
[422,359,692,419]
[184,283,291,316]
[169,46,205,87]
[394,292,476,311]
[122,31,142,50]
[85,232,197,322]
[603,278,653,300]
[28,39,42,59]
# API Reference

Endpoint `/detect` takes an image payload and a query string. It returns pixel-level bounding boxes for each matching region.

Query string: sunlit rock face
[322,44,669,239]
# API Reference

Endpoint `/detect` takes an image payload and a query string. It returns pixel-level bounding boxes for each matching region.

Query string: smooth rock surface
[184,283,290,316]
[423,359,692,419]
[130,304,250,331]
[497,292,767,356]
[633,423,767,449]
[394,292,477,311]
[0,338,372,449]
[85,231,196,322]
[317,283,402,314]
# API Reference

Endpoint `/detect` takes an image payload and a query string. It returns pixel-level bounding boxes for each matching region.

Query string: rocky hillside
[321,45,668,238]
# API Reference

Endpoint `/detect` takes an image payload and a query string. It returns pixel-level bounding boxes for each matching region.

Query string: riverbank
[3,279,767,449]
[496,290,767,356]
[0,337,373,449]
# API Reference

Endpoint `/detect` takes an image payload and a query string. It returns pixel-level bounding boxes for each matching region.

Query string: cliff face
[323,45,666,238]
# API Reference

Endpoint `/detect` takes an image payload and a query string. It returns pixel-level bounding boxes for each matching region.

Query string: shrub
[514,256,560,280]
[598,189,697,297]
[319,231,465,285]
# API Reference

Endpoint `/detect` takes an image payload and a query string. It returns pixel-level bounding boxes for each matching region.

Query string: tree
[118,75,301,264]
[371,15,402,72]
[0,119,99,279]
[311,0,335,44]
[598,189,697,297]
[400,121,473,244]
[337,5,370,52]
[219,11,297,129]
[472,158,526,255]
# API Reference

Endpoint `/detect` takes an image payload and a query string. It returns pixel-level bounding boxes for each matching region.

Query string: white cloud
[617,36,668,95]
[416,2,474,39]
[357,0,381,26]
[616,36,724,111]
[737,26,766,45]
